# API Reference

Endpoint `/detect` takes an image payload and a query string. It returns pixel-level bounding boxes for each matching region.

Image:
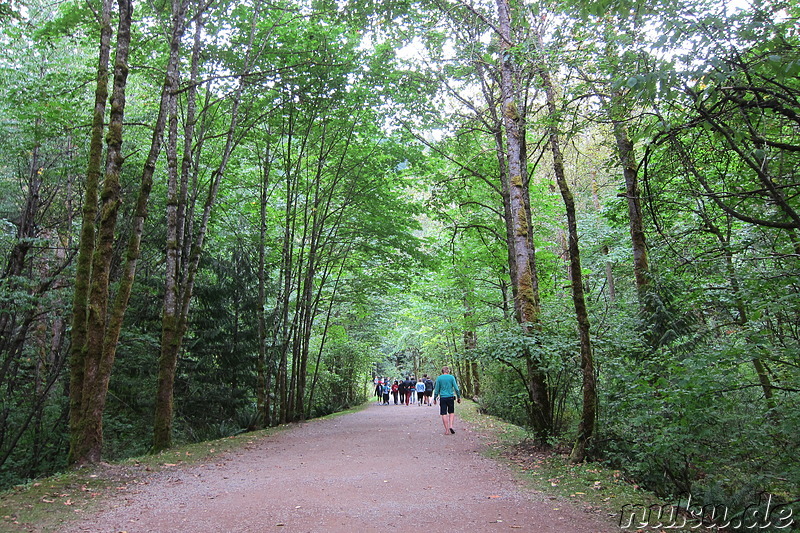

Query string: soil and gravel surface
[65,401,616,533]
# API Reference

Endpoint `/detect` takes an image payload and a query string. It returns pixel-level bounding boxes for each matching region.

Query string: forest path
[66,400,615,532]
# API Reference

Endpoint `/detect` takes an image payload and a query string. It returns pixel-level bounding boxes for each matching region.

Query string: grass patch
[459,400,669,530]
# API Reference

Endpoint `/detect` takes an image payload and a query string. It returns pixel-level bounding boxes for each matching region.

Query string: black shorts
[424,390,432,397]
[439,397,455,415]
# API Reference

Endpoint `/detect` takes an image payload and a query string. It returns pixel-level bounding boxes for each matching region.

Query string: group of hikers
[373,366,462,435]
[374,375,434,406]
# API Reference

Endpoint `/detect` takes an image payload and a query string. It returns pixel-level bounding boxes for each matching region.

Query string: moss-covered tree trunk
[67,0,111,467]
[611,105,651,299]
[495,0,551,441]
[68,0,132,465]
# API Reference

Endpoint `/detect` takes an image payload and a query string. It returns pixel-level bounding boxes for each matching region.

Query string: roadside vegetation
[0,0,797,528]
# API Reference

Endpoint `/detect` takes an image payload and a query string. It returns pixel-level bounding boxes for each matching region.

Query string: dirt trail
[66,401,615,532]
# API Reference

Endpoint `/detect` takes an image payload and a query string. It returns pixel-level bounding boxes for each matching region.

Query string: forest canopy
[0,0,798,522]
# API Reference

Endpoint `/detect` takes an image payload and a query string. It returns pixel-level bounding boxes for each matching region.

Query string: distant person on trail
[382,382,390,405]
[433,366,461,435]
[403,376,415,405]
[375,379,383,402]
[392,380,400,405]
[415,378,426,406]
[398,379,408,405]
[423,374,434,406]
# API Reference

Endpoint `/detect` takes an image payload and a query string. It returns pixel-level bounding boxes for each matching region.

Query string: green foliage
[102,328,160,460]
[596,300,800,517]
[307,335,372,417]
[0,0,798,515]
[477,362,530,427]
[173,250,261,443]
[474,318,580,435]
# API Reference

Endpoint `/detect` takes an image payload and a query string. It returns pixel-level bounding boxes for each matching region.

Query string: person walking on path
[403,376,415,405]
[423,374,434,406]
[415,378,426,406]
[391,380,400,405]
[382,381,391,405]
[398,379,408,406]
[433,366,461,435]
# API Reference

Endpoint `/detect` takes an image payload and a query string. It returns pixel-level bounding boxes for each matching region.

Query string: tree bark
[494,0,551,441]
[533,33,596,462]
[69,0,132,465]
[153,0,259,449]
[256,139,275,428]
[610,97,650,299]
[67,0,112,466]
[152,0,192,452]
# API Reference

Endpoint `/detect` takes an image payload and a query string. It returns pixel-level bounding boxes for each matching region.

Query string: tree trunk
[610,98,650,299]
[495,0,551,441]
[153,1,259,450]
[462,288,479,398]
[152,0,192,452]
[534,35,596,462]
[69,0,132,465]
[67,0,112,466]
[257,140,275,428]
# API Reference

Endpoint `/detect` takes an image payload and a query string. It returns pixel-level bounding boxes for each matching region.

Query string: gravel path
[65,401,616,532]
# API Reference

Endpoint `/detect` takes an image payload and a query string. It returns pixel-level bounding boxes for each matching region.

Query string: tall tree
[68,0,133,465]
[153,0,255,451]
[494,0,552,439]
[530,23,596,462]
